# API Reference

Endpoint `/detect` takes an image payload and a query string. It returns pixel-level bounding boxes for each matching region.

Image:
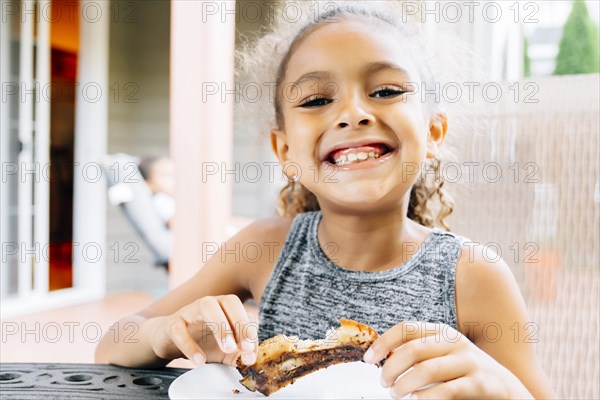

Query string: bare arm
[95,217,291,367]
[455,245,557,399]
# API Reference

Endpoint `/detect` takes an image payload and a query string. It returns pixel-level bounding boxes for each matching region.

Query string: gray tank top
[258,211,467,342]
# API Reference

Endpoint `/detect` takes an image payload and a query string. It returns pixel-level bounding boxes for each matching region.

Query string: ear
[270,128,290,164]
[426,111,448,159]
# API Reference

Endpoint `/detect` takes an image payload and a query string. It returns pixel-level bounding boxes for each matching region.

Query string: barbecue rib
[236,319,379,396]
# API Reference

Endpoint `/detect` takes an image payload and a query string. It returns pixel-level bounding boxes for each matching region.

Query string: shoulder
[233,216,295,300]
[455,241,517,289]
[232,215,295,271]
[455,241,518,298]
[454,241,528,341]
[235,215,294,245]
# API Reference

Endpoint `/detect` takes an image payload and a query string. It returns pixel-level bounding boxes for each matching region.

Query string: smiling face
[271,17,447,214]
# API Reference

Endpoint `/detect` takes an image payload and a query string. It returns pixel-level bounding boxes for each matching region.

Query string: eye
[299,95,333,108]
[370,86,406,98]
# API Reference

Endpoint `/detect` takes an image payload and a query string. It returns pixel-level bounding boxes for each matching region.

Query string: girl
[96,3,555,399]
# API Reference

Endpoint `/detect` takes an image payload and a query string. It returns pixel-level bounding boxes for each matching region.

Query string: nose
[335,93,375,129]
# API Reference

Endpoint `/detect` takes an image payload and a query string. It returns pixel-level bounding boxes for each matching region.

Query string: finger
[186,296,238,354]
[389,354,471,399]
[365,322,459,365]
[408,377,475,400]
[381,334,454,388]
[168,318,207,366]
[218,295,258,365]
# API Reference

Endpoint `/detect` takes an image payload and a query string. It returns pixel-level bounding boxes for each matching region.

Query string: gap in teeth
[334,151,379,165]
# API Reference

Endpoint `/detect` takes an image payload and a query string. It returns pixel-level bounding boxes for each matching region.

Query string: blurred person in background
[138,156,175,229]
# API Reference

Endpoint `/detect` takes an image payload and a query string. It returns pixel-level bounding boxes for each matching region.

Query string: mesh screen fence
[445,74,599,399]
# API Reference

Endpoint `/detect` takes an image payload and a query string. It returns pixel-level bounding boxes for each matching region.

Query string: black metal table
[0,363,190,399]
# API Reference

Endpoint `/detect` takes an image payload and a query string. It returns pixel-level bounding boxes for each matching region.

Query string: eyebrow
[290,61,411,86]
[364,61,411,77]
[291,71,334,87]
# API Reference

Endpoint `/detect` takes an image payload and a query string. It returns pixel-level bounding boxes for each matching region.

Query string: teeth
[333,151,381,166]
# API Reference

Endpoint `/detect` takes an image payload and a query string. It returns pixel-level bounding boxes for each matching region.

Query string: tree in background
[524,37,531,78]
[554,0,600,75]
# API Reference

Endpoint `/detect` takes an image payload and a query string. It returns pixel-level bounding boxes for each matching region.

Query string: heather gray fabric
[258,211,467,342]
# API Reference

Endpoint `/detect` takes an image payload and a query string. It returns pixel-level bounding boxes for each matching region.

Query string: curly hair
[235,1,477,231]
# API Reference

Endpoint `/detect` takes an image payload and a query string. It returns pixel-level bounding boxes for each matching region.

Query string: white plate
[169,361,397,399]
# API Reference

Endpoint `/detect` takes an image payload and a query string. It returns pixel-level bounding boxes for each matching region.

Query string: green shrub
[554,0,600,75]
[524,37,531,78]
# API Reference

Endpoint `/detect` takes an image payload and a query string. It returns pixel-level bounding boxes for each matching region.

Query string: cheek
[286,136,314,166]
[392,110,428,146]
[284,120,323,158]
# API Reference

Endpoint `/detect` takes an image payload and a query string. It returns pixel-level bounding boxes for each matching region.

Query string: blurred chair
[101,153,172,268]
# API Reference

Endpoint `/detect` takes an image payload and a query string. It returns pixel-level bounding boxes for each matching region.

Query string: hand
[151,295,258,367]
[363,322,533,399]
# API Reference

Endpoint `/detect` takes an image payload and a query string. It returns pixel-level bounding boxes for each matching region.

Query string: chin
[319,186,390,211]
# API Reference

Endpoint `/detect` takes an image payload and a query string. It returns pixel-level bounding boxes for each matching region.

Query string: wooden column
[169,1,235,288]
